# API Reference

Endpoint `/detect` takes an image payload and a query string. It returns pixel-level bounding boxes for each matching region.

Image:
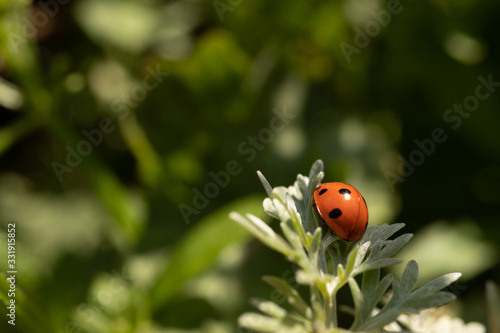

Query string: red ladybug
[313,182,368,242]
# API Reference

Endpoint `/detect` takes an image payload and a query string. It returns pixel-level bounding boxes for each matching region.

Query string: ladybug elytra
[313,182,368,242]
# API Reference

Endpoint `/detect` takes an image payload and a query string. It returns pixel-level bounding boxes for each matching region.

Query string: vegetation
[0,0,499,332]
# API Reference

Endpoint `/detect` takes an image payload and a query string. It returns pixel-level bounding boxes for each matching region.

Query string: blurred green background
[0,0,499,332]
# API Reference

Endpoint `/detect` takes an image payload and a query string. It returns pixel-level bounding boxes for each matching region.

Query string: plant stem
[325,292,337,329]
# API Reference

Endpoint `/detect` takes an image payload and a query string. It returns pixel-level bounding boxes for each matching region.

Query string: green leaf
[348,277,363,325]
[258,170,275,199]
[344,243,360,275]
[272,197,292,222]
[309,286,325,324]
[400,260,419,292]
[308,227,322,262]
[361,268,380,296]
[486,281,500,333]
[295,269,318,286]
[286,193,308,246]
[323,328,355,333]
[269,161,324,238]
[88,164,144,244]
[354,241,371,268]
[75,0,159,53]
[118,114,164,189]
[231,213,292,256]
[262,276,312,319]
[359,261,461,331]
[354,258,402,276]
[377,233,413,259]
[150,195,264,308]
[263,197,279,219]
[319,234,339,273]
[308,159,324,181]
[296,175,309,202]
[0,274,54,333]
[304,161,324,233]
[251,298,287,319]
[362,223,405,244]
[410,272,462,298]
[294,174,316,234]
[280,221,304,255]
[247,214,281,240]
[351,227,409,276]
[356,272,393,328]
[403,291,457,309]
[336,264,346,281]
[238,312,310,333]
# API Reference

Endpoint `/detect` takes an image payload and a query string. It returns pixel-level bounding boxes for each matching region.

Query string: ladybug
[313,182,368,242]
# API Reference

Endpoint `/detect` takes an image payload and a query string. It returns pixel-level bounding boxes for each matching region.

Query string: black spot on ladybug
[339,188,351,195]
[364,222,368,230]
[319,188,328,195]
[329,208,342,219]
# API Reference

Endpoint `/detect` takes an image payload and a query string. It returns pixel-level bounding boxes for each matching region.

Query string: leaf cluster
[231,160,461,332]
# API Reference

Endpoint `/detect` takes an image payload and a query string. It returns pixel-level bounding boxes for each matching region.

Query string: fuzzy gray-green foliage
[230,160,461,333]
